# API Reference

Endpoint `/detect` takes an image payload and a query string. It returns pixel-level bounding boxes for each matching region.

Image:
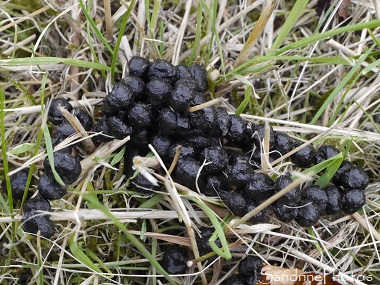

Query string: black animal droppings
[291,144,316,168]
[324,184,342,215]
[252,124,275,150]
[93,117,113,143]
[301,185,328,212]
[341,188,365,214]
[245,200,268,224]
[222,275,247,285]
[174,157,201,189]
[188,64,208,92]
[214,108,231,137]
[199,146,228,174]
[202,174,230,196]
[151,133,172,160]
[225,115,248,143]
[226,156,254,188]
[168,144,196,161]
[128,56,151,79]
[238,255,262,276]
[130,129,151,151]
[295,203,321,227]
[22,212,55,239]
[274,173,300,205]
[43,152,82,185]
[169,77,198,112]
[245,173,274,200]
[148,60,178,83]
[195,227,222,256]
[38,173,67,200]
[146,78,173,109]
[23,194,51,213]
[190,106,219,137]
[48,98,73,125]
[73,108,93,131]
[161,245,188,274]
[158,108,190,136]
[226,191,247,217]
[55,122,76,138]
[107,116,133,139]
[315,144,340,164]
[339,166,369,190]
[130,173,160,194]
[176,65,191,77]
[122,75,146,97]
[128,103,154,129]
[274,131,296,155]
[273,202,298,223]
[1,169,30,201]
[103,82,135,115]
[332,160,354,185]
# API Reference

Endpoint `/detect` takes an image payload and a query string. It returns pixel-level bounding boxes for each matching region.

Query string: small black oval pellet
[252,124,275,150]
[161,245,188,274]
[301,185,328,212]
[55,122,76,138]
[222,274,248,285]
[273,202,298,223]
[295,203,321,227]
[73,108,93,131]
[23,194,51,213]
[38,173,67,200]
[226,191,247,217]
[202,174,230,196]
[128,56,150,79]
[195,227,222,256]
[190,106,219,137]
[22,213,55,239]
[341,189,366,214]
[151,133,172,160]
[291,144,316,168]
[122,75,146,97]
[226,156,254,188]
[1,169,30,201]
[245,173,274,200]
[148,60,178,83]
[168,144,196,161]
[225,115,248,143]
[176,65,191,77]
[169,77,198,112]
[332,160,354,185]
[315,145,340,164]
[274,131,296,155]
[189,64,208,92]
[274,174,300,205]
[324,184,342,215]
[130,173,160,194]
[339,166,369,190]
[238,255,262,276]
[103,82,135,115]
[43,152,82,185]
[128,103,154,129]
[199,146,228,174]
[214,108,231,137]
[146,78,173,109]
[48,98,73,125]
[245,200,268,224]
[130,129,151,151]
[93,117,113,143]
[107,116,133,139]
[174,158,201,189]
[158,108,191,136]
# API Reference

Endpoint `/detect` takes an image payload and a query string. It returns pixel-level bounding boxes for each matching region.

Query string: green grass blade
[111,0,137,81]
[311,43,375,125]
[83,192,177,285]
[188,197,231,260]
[235,85,252,115]
[275,19,380,56]
[69,234,102,273]
[0,85,11,213]
[270,0,309,51]
[315,155,343,187]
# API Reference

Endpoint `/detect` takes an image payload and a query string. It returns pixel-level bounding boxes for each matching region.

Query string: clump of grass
[1,0,380,284]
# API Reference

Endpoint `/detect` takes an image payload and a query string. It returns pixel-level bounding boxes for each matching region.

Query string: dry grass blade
[233,0,279,67]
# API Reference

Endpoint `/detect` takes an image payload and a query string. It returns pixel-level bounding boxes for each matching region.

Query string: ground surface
[1,0,380,284]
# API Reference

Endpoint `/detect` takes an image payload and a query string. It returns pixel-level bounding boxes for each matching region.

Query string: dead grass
[1,0,380,284]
